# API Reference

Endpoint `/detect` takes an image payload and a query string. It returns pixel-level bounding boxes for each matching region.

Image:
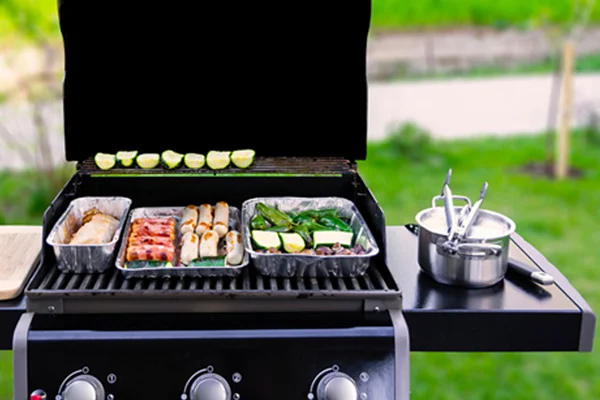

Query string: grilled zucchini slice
[313,231,353,248]
[206,151,231,170]
[252,230,281,250]
[94,153,116,170]
[136,153,160,169]
[116,151,138,167]
[184,153,205,169]
[231,149,255,169]
[161,150,183,169]
[279,232,305,253]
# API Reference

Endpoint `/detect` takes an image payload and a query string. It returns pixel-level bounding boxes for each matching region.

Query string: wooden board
[0,225,42,301]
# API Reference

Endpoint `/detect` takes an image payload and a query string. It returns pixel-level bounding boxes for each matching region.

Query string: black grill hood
[59,0,371,162]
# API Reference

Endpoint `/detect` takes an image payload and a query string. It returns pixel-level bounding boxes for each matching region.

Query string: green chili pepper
[250,214,269,230]
[299,220,329,232]
[297,208,339,219]
[318,215,352,232]
[292,224,312,246]
[264,225,291,232]
[293,214,316,224]
[256,203,294,227]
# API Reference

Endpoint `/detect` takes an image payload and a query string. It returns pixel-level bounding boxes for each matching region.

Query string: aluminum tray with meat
[116,202,248,278]
[241,197,379,277]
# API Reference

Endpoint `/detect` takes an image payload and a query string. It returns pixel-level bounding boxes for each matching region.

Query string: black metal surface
[0,296,25,351]
[24,313,395,400]
[59,0,371,161]
[77,157,354,176]
[388,225,594,352]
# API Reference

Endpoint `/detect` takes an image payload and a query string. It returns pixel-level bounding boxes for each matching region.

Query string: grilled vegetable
[94,153,116,170]
[252,230,281,250]
[279,232,305,253]
[293,214,316,224]
[292,224,312,246]
[264,226,291,232]
[161,150,183,169]
[116,151,138,167]
[184,153,205,169]
[136,153,160,169]
[297,208,339,219]
[225,230,244,265]
[250,214,269,230]
[313,231,354,248]
[298,220,328,232]
[213,201,229,238]
[206,151,231,169]
[231,149,255,168]
[256,203,293,227]
[318,215,352,232]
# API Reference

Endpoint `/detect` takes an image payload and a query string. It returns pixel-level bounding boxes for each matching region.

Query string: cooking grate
[25,261,401,314]
[78,157,354,176]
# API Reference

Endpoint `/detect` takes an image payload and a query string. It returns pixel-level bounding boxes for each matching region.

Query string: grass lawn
[2,0,600,41]
[0,132,599,398]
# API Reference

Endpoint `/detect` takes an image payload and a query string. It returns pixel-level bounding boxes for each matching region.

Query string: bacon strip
[132,217,175,226]
[130,226,175,239]
[126,244,175,262]
[128,236,174,246]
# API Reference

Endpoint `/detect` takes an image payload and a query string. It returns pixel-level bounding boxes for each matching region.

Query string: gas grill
[2,0,596,400]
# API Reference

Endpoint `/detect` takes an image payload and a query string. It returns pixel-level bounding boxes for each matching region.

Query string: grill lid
[59,0,371,161]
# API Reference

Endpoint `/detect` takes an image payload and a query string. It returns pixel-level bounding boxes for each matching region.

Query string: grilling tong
[434,169,554,286]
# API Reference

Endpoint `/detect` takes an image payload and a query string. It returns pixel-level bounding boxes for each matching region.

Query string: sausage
[126,244,175,262]
[128,236,173,247]
[180,231,199,265]
[225,230,244,265]
[213,201,229,238]
[199,230,219,258]
[179,205,198,234]
[195,204,213,236]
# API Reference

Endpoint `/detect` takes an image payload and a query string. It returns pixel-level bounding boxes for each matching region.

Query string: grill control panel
[18,316,404,399]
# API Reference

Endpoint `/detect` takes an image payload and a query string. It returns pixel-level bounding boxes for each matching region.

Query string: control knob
[62,375,105,400]
[190,373,231,400]
[317,372,358,400]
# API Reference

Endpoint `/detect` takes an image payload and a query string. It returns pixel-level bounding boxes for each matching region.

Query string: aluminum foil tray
[241,197,379,277]
[116,205,249,279]
[46,196,132,273]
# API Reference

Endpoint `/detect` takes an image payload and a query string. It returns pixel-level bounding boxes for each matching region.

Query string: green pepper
[293,214,316,224]
[318,215,352,232]
[251,214,269,230]
[292,224,312,246]
[297,208,339,219]
[299,220,329,232]
[264,225,291,232]
[256,203,294,227]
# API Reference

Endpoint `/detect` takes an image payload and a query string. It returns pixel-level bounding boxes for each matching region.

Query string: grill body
[16,167,410,399]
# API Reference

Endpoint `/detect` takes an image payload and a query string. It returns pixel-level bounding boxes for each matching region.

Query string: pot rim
[415,206,516,240]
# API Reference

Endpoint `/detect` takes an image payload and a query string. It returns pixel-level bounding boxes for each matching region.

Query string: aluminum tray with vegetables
[241,197,380,278]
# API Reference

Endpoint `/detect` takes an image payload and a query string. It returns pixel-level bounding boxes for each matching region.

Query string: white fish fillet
[70,213,119,245]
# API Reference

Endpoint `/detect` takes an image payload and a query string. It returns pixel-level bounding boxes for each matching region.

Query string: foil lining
[241,197,379,278]
[46,196,132,273]
[115,205,248,279]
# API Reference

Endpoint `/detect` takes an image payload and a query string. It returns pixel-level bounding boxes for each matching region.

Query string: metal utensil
[444,182,488,252]
[441,169,456,232]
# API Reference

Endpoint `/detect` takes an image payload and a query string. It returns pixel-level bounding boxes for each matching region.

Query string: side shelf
[386,225,595,352]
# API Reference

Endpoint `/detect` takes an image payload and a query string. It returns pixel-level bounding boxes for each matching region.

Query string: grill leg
[389,309,410,399]
[13,312,33,400]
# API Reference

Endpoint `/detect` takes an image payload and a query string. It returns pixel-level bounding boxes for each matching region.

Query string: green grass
[2,0,600,41]
[371,0,600,30]
[0,132,599,398]
[392,52,600,81]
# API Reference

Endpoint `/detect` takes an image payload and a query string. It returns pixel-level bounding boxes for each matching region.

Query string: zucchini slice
[94,153,116,170]
[206,151,231,170]
[161,150,183,169]
[136,153,160,169]
[313,231,354,248]
[116,151,138,167]
[279,232,305,253]
[231,149,255,169]
[252,230,281,250]
[184,153,205,169]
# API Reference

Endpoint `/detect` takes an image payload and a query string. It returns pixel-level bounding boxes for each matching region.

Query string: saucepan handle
[455,242,503,257]
[431,195,472,209]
